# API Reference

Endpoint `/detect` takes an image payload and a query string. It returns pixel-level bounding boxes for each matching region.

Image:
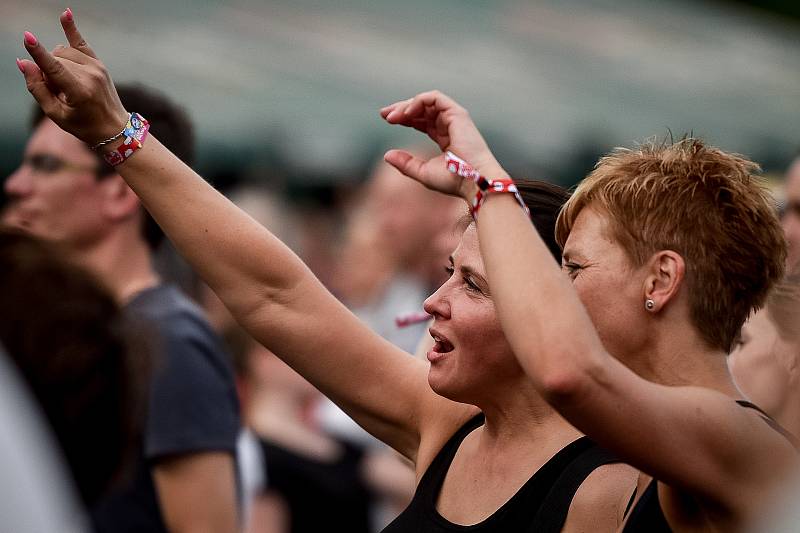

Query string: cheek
[573,275,640,350]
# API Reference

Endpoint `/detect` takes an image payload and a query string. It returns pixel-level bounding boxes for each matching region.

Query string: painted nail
[24,31,37,46]
[16,58,25,74]
[65,8,73,21]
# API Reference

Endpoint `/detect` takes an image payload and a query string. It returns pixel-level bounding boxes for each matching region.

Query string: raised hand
[17,9,128,146]
[380,90,507,200]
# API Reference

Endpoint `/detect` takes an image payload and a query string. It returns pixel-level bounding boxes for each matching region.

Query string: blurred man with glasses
[2,85,240,533]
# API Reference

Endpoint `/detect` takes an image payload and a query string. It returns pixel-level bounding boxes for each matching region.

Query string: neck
[622,321,739,396]
[67,227,160,304]
[247,386,316,434]
[475,375,580,446]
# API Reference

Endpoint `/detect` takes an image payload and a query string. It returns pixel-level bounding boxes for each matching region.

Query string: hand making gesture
[18,9,128,146]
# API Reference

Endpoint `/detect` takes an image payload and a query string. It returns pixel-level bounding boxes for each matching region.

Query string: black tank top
[382,414,620,533]
[259,436,372,533]
[621,400,798,532]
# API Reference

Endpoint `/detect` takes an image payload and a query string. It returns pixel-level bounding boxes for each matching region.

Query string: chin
[427,372,475,406]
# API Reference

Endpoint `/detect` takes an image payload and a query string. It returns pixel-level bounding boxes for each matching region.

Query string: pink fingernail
[65,8,73,21]
[15,58,25,74]
[24,31,37,46]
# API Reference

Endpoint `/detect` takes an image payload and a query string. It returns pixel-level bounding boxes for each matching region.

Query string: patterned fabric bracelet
[96,113,150,167]
[445,151,529,219]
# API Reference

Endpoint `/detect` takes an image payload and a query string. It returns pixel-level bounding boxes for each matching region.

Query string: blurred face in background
[3,119,107,249]
[783,158,800,272]
[729,309,795,418]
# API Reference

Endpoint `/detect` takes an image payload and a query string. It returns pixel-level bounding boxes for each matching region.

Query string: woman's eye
[563,262,582,279]
[445,266,454,276]
[464,276,481,292]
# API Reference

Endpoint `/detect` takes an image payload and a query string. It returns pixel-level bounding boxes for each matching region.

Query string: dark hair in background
[516,178,571,262]
[456,178,569,262]
[31,84,195,250]
[0,230,150,506]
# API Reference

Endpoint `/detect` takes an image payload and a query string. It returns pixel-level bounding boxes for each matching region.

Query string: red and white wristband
[91,112,150,167]
[445,151,529,219]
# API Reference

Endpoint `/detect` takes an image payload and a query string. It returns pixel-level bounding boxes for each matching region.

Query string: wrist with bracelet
[445,151,529,219]
[90,112,150,167]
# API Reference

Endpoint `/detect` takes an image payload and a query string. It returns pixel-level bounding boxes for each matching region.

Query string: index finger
[60,8,97,59]
[23,31,80,93]
[404,91,464,119]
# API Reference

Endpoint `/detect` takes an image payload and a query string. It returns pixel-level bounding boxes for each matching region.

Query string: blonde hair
[556,137,786,352]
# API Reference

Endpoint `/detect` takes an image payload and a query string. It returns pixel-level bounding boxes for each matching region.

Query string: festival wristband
[445,151,529,219]
[92,113,150,167]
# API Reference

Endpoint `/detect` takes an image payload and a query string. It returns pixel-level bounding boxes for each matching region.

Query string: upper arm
[152,452,237,533]
[240,275,474,463]
[552,356,794,510]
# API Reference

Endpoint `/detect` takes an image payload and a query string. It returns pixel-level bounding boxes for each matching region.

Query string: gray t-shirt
[91,285,240,533]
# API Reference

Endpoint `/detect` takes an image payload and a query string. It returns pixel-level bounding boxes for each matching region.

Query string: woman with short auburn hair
[377,91,795,532]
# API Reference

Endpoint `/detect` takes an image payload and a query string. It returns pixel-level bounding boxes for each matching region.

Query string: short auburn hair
[556,137,786,353]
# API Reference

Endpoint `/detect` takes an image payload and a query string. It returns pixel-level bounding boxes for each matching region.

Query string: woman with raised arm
[17,12,638,533]
[380,91,796,532]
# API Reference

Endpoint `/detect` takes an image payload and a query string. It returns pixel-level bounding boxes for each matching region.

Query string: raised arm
[16,13,472,462]
[382,90,794,512]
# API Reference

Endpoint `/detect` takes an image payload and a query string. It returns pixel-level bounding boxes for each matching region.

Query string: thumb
[384,149,427,183]
[17,59,60,115]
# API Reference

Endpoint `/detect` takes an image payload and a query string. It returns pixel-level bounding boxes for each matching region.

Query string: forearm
[475,193,605,400]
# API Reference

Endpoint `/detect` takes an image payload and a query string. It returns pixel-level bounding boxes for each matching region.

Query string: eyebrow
[449,255,489,291]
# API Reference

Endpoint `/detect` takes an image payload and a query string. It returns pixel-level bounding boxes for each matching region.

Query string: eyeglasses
[21,153,100,175]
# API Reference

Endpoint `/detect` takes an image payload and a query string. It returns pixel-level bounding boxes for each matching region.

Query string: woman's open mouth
[428,328,454,362]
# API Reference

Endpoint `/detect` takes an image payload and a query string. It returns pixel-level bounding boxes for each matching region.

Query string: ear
[641,250,686,313]
[99,174,141,222]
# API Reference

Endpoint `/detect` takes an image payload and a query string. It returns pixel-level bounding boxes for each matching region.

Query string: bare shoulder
[562,462,639,533]
[414,400,480,478]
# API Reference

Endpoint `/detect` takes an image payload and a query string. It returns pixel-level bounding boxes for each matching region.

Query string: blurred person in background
[782,153,800,271]
[20,14,640,533]
[333,154,465,353]
[202,183,414,531]
[228,327,415,533]
[0,229,146,510]
[0,344,89,533]
[381,89,795,532]
[3,79,240,533]
[729,270,800,438]
[323,155,463,448]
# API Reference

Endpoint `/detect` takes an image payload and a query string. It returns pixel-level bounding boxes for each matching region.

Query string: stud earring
[645,299,655,310]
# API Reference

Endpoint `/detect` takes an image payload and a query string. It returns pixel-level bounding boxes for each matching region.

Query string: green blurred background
[3,0,799,191]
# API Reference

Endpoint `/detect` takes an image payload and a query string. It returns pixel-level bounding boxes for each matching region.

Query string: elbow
[535,353,598,407]
[538,369,585,406]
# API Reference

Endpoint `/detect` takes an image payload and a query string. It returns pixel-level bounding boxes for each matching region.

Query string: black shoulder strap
[528,440,621,533]
[736,400,800,449]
